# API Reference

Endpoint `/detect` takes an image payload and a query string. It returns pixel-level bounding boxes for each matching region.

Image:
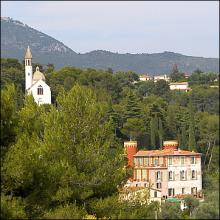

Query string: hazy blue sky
[1,1,219,58]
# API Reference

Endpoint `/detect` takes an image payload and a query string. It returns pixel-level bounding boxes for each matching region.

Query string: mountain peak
[1,18,219,73]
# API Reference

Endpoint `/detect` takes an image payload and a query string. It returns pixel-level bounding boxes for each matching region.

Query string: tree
[180,124,188,150]
[170,64,185,82]
[1,84,17,157]
[122,118,145,141]
[2,84,128,218]
[43,203,86,219]
[123,89,142,120]
[1,194,26,219]
[188,101,196,151]
[150,115,158,149]
[154,80,169,96]
[184,196,199,217]
[158,117,164,149]
[159,202,183,219]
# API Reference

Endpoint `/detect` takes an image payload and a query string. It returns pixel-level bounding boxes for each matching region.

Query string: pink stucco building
[124,140,203,200]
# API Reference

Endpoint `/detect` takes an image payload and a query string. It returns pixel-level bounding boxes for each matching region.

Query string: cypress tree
[180,124,188,150]
[150,114,158,149]
[188,100,196,151]
[158,117,164,149]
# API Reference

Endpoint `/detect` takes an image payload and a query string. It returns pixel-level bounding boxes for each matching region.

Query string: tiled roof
[134,148,201,157]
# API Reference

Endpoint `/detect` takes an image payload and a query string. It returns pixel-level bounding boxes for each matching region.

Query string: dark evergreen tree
[158,117,164,149]
[123,90,141,120]
[188,100,196,151]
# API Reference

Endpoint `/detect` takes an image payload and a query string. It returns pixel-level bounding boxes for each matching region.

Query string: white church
[24,46,51,105]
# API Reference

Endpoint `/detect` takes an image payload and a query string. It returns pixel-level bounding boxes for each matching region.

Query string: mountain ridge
[1,17,219,74]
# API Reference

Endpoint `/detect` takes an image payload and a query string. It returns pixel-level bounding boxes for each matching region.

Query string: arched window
[37,85,43,95]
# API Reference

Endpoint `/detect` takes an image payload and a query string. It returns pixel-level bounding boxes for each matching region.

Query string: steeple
[25,46,32,59]
[24,46,33,90]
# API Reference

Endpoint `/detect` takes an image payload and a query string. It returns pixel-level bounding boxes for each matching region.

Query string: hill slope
[1,17,219,74]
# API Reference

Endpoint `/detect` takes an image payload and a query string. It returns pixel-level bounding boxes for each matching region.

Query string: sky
[1,1,219,58]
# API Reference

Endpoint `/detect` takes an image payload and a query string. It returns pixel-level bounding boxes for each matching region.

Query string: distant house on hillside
[153,74,170,82]
[169,82,191,92]
[139,74,153,81]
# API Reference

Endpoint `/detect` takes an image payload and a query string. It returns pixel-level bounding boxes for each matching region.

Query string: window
[168,188,175,196]
[156,182,162,189]
[139,158,143,166]
[168,171,174,180]
[191,187,197,194]
[37,85,43,95]
[182,188,185,194]
[192,170,196,179]
[143,157,148,166]
[191,157,196,164]
[180,170,186,180]
[136,169,141,180]
[154,191,157,198]
[156,171,161,180]
[155,158,159,166]
[181,157,184,165]
[168,157,173,165]
[142,169,147,180]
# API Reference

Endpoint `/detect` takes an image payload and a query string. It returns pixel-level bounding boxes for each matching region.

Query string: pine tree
[124,90,141,120]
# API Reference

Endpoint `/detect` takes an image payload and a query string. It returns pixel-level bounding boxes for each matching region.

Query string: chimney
[163,140,178,150]
[124,141,138,167]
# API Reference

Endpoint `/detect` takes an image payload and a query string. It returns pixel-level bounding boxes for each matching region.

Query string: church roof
[33,66,45,82]
[25,46,32,59]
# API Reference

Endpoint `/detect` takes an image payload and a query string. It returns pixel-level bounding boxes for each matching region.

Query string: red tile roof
[134,148,201,157]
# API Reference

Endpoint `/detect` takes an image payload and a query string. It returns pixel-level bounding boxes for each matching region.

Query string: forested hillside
[1,17,219,73]
[1,58,219,219]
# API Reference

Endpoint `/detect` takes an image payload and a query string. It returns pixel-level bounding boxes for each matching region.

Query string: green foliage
[188,101,196,151]
[122,118,145,140]
[189,70,218,85]
[1,194,26,219]
[89,194,159,219]
[1,60,219,219]
[1,84,17,157]
[159,202,183,219]
[43,203,87,219]
[2,84,127,218]
[184,196,199,216]
[123,89,142,120]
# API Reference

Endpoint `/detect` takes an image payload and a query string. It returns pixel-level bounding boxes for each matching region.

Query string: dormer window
[37,85,43,95]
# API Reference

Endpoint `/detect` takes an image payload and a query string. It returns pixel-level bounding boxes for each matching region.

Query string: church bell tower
[25,46,33,91]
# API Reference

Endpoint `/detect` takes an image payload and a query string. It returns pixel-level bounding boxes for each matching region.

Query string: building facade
[24,46,51,105]
[153,74,170,82]
[169,82,191,92]
[123,140,202,200]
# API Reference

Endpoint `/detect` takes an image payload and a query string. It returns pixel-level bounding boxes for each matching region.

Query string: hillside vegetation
[1,58,219,219]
